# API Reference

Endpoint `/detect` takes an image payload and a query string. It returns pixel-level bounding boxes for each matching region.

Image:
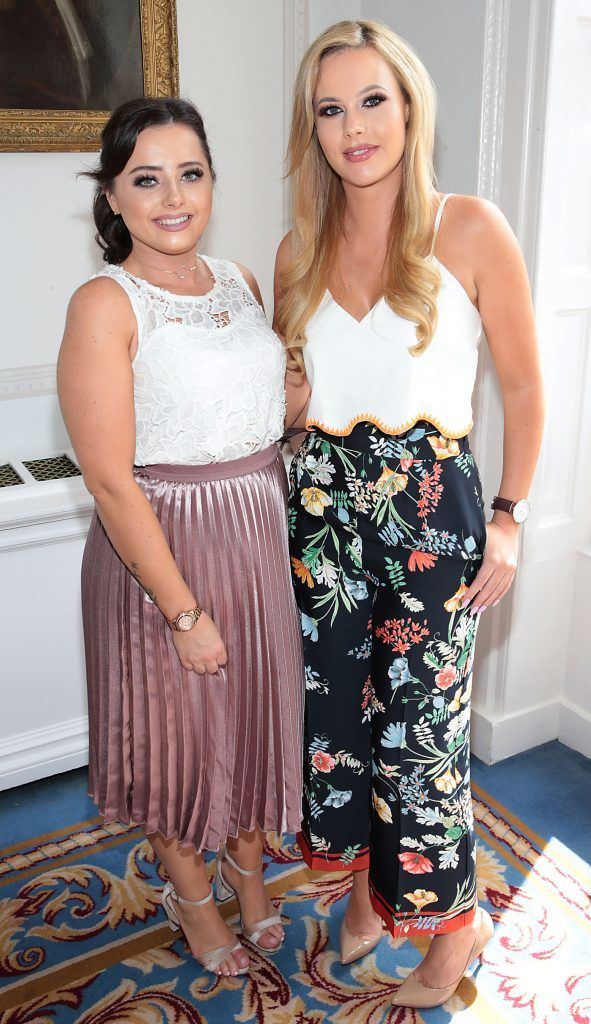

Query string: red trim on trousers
[370,882,477,938]
[297,830,370,871]
[298,831,476,938]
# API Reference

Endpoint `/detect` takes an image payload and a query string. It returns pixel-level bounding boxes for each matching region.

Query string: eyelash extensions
[317,93,387,118]
[132,167,204,187]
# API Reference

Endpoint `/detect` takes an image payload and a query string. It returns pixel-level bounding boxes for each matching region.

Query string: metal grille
[0,463,24,488]
[22,454,81,482]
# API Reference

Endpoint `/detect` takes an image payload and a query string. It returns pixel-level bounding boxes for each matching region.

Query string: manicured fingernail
[493,600,499,606]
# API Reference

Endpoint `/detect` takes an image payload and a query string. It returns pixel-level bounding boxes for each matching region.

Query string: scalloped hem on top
[305,413,473,440]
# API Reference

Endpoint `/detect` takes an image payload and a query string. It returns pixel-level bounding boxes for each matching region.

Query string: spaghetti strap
[430,193,455,255]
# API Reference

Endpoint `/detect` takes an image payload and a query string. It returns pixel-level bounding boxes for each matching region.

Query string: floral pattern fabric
[288,422,487,937]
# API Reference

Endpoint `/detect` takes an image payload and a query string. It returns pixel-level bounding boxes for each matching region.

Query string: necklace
[133,254,212,282]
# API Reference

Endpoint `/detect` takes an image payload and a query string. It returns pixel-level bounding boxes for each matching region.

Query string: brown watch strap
[490,496,515,515]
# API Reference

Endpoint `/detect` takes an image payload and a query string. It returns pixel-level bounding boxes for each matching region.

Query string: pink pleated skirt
[81,444,304,851]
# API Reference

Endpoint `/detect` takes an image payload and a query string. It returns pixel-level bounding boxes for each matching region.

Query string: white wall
[176,0,285,312]
[529,0,591,759]
[0,154,97,373]
[362,0,486,195]
[309,0,362,39]
[0,0,286,384]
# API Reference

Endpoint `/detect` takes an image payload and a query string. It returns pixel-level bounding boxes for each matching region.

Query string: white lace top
[92,256,286,465]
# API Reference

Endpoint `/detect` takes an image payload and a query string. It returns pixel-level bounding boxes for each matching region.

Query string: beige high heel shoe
[339,914,385,965]
[216,849,284,953]
[161,880,249,976]
[391,906,494,1009]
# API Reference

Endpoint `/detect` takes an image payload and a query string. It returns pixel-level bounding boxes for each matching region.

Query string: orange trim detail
[305,412,473,440]
[297,831,370,871]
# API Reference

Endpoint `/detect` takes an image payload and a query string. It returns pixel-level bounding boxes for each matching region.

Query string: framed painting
[0,0,179,152]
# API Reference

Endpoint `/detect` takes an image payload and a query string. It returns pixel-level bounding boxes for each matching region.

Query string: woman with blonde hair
[275,20,544,1008]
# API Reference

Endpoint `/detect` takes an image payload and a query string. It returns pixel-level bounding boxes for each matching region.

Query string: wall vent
[0,463,24,488]
[22,454,81,482]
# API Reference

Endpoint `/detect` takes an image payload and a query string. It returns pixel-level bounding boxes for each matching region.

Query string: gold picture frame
[0,0,179,153]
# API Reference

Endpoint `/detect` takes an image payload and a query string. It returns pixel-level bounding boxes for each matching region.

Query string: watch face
[513,499,530,524]
[176,612,194,631]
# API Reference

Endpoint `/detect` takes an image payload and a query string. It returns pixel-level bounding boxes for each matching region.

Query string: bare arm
[273,232,311,432]
[446,197,545,611]
[474,199,544,507]
[57,278,226,674]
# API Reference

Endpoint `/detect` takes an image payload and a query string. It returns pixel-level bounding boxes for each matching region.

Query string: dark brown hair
[83,97,215,264]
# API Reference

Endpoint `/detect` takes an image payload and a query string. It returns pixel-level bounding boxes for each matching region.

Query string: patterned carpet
[0,741,590,1023]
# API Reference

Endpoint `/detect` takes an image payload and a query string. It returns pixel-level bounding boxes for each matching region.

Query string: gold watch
[167,605,202,631]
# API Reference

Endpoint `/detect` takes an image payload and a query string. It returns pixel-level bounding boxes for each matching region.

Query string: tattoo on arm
[129,561,158,606]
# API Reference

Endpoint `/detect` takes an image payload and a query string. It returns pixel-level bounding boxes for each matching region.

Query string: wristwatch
[167,605,203,631]
[490,496,530,524]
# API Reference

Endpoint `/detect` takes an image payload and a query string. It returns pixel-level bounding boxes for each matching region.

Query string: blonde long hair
[277,19,441,369]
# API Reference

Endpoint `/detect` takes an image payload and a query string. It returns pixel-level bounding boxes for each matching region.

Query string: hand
[171,612,228,675]
[461,517,519,614]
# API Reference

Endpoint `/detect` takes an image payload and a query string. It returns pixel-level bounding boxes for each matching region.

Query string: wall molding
[471,0,512,733]
[478,0,510,203]
[282,0,308,231]
[0,364,57,400]
[0,515,93,553]
[471,0,557,761]
[472,0,510,455]
[0,716,88,791]
[513,0,552,267]
[472,0,511,465]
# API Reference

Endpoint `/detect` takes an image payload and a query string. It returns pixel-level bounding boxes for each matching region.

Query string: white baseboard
[471,699,561,764]
[1,700,587,792]
[0,716,88,791]
[558,700,591,760]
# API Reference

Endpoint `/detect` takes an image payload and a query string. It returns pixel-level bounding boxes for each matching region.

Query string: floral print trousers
[288,422,487,937]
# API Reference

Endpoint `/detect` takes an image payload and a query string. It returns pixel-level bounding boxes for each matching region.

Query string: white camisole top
[93,256,286,466]
[303,195,482,439]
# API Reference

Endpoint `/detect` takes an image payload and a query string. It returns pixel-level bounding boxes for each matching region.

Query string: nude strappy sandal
[215,849,284,953]
[161,880,249,976]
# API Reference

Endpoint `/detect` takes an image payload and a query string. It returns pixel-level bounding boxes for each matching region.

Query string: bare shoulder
[233,261,264,308]
[443,194,517,253]
[66,275,135,334]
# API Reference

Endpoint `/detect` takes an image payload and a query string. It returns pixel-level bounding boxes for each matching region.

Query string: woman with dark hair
[57,97,303,978]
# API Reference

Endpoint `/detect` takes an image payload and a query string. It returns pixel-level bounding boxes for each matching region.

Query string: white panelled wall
[527,0,591,756]
[0,0,588,788]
